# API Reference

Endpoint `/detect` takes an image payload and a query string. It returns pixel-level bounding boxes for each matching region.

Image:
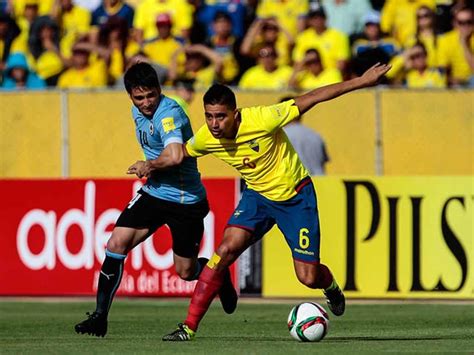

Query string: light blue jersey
[132,95,206,204]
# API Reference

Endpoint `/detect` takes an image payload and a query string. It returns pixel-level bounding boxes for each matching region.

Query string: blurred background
[0,0,472,301]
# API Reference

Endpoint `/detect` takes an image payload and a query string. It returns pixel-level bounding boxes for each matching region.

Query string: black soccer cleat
[324,285,345,316]
[75,311,108,337]
[162,323,195,341]
[219,268,238,314]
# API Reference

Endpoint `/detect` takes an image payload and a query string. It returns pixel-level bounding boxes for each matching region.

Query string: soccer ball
[287,302,329,342]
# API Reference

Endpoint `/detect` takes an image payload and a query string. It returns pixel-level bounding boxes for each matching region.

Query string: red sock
[316,264,334,289]
[185,265,225,331]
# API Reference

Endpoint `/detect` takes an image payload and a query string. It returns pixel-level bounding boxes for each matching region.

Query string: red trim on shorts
[293,257,320,265]
[225,224,255,234]
[295,176,311,193]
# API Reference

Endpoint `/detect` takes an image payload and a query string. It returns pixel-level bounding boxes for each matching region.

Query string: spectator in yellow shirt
[380,0,436,46]
[12,0,40,55]
[405,42,446,88]
[289,48,342,90]
[97,16,137,83]
[239,45,292,90]
[240,17,294,68]
[12,0,54,18]
[256,0,308,38]
[52,0,91,58]
[133,0,193,43]
[292,8,350,74]
[168,44,223,89]
[58,41,107,88]
[205,11,240,84]
[169,79,195,116]
[438,6,474,86]
[143,13,184,69]
[28,16,64,86]
[404,6,440,68]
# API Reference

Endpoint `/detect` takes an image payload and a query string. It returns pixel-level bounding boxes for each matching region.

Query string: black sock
[190,257,209,280]
[95,250,126,316]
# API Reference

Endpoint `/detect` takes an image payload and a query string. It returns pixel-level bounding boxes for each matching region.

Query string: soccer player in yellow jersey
[134,62,391,341]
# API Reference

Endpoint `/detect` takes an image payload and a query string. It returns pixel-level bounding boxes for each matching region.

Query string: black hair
[213,11,232,22]
[124,62,160,94]
[307,8,326,19]
[305,47,321,58]
[203,84,236,110]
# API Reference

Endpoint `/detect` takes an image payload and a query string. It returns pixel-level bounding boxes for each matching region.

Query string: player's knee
[177,267,194,281]
[297,274,318,288]
[106,237,128,255]
[216,243,237,265]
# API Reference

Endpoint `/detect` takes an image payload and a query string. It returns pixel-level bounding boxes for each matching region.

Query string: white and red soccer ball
[287,302,329,342]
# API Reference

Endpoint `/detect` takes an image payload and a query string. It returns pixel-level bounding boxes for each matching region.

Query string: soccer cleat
[324,285,345,316]
[219,268,238,314]
[162,323,195,341]
[74,311,108,337]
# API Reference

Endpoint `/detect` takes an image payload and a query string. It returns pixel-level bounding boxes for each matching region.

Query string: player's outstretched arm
[126,143,189,178]
[293,63,391,115]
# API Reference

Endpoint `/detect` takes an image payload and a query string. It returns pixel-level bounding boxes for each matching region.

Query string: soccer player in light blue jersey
[75,62,237,337]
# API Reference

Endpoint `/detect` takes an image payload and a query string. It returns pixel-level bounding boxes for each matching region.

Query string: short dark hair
[124,62,160,94]
[214,11,232,22]
[203,84,236,110]
[307,8,326,19]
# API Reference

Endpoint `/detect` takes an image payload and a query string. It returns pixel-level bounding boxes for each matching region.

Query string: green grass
[0,299,472,354]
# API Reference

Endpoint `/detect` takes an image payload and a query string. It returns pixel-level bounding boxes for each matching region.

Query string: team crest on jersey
[149,122,154,135]
[248,140,259,152]
[233,209,244,217]
[162,117,176,133]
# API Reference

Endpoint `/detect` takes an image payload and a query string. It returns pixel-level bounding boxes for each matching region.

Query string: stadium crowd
[0,0,472,91]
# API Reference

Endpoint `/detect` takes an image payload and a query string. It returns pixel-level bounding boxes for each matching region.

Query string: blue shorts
[227,177,321,263]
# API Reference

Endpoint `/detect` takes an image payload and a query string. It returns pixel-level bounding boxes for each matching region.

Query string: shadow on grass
[201,334,469,342]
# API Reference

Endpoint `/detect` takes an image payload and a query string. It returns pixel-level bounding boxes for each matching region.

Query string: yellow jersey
[13,0,55,18]
[186,100,309,201]
[134,0,193,40]
[406,68,446,88]
[438,30,474,82]
[256,0,308,37]
[381,0,436,45]
[238,64,292,90]
[295,68,342,90]
[58,59,107,88]
[60,6,92,58]
[292,28,350,69]
[143,37,182,68]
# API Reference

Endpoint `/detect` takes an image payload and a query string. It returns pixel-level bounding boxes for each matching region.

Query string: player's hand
[127,160,151,178]
[360,63,392,87]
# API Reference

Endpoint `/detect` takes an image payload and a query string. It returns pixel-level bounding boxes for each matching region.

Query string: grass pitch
[0,299,472,354]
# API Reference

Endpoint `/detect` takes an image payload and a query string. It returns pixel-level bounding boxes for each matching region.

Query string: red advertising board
[0,179,238,296]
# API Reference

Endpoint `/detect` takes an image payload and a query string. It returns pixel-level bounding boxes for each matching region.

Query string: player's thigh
[275,182,321,264]
[107,226,150,254]
[227,188,275,244]
[167,198,210,259]
[113,190,165,253]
